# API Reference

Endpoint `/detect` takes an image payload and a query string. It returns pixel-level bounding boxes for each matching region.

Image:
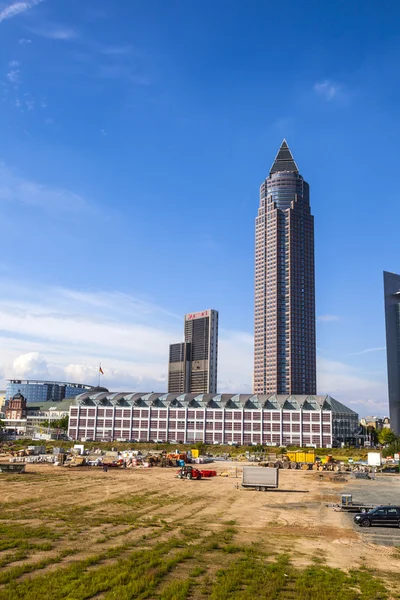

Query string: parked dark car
[354,506,400,528]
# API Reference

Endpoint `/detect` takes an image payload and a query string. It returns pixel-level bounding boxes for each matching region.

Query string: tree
[378,428,396,446]
[58,415,69,432]
[40,415,69,432]
[382,437,400,458]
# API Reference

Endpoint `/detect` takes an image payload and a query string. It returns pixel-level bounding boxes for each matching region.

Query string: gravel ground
[343,474,400,547]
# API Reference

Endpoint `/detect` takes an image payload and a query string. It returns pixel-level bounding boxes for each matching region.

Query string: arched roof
[70,392,356,414]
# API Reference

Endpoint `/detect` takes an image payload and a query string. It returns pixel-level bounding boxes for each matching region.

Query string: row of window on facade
[71,408,331,421]
[71,419,331,433]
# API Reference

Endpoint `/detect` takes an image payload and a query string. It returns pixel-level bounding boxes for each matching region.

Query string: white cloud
[24,97,34,110]
[317,314,341,322]
[314,80,341,101]
[12,352,49,379]
[317,357,388,416]
[19,38,32,44]
[6,68,20,84]
[31,25,76,40]
[348,347,385,356]
[0,163,91,212]
[0,0,45,23]
[9,60,20,68]
[0,282,253,394]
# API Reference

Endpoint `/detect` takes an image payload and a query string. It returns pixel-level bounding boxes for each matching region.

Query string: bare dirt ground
[1,459,399,577]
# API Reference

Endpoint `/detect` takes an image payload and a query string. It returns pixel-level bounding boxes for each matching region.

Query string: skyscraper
[168,342,191,394]
[254,140,316,395]
[383,271,400,435]
[168,310,218,394]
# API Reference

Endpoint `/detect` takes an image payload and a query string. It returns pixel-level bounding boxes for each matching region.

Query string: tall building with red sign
[254,140,316,395]
[168,309,218,394]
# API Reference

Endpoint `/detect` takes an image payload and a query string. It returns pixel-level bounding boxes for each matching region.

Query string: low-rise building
[68,391,359,447]
[360,416,391,431]
[3,396,75,436]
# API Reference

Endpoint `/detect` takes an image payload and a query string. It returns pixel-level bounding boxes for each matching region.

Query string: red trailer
[199,469,217,478]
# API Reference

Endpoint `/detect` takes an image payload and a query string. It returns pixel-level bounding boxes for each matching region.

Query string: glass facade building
[383,271,400,435]
[254,140,316,395]
[6,380,93,404]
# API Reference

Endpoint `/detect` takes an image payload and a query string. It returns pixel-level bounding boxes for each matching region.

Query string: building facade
[68,391,358,448]
[360,416,390,431]
[3,399,74,436]
[168,310,218,394]
[5,392,27,421]
[254,140,316,395]
[6,379,93,404]
[383,271,400,435]
[168,342,191,394]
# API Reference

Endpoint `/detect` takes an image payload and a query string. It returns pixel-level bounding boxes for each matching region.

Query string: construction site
[0,444,399,599]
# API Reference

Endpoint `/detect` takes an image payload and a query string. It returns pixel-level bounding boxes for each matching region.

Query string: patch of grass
[0,549,29,568]
[222,544,242,554]
[294,565,387,599]
[159,579,191,600]
[0,548,77,586]
[190,566,206,577]
[0,537,194,600]
[209,553,388,600]
[0,522,59,543]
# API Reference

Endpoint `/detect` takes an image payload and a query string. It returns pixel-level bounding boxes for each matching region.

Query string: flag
[99,366,104,375]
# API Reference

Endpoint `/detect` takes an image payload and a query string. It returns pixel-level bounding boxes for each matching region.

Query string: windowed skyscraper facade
[168,310,218,394]
[383,271,400,435]
[254,140,316,395]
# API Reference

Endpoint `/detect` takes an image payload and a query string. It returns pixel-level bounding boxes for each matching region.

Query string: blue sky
[0,0,399,416]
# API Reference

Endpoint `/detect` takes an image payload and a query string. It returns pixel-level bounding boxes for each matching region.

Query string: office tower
[168,310,218,394]
[168,342,191,394]
[184,310,218,394]
[254,140,316,395]
[383,271,400,435]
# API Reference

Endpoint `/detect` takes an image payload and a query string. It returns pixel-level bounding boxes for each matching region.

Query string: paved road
[343,475,400,547]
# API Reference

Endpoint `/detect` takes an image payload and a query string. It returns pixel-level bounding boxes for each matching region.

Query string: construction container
[286,451,315,464]
[242,467,279,491]
[367,452,381,467]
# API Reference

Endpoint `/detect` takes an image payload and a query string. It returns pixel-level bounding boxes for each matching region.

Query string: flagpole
[98,363,101,387]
